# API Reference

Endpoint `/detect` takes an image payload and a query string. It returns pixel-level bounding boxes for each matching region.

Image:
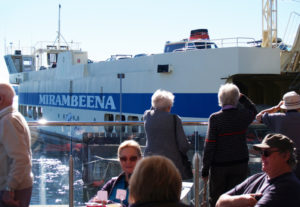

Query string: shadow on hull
[231,73,300,107]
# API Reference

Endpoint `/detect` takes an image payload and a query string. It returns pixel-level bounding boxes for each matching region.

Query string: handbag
[173,115,193,180]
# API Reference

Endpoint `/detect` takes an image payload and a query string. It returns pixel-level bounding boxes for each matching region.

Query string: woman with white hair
[143,89,192,180]
[201,83,257,207]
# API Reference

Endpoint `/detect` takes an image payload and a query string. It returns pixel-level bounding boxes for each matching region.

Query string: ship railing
[27,121,267,207]
[211,37,258,48]
[4,44,33,56]
[33,41,81,52]
[4,41,82,56]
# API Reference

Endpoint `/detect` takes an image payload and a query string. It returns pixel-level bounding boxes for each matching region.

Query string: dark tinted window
[164,43,186,53]
[194,42,217,49]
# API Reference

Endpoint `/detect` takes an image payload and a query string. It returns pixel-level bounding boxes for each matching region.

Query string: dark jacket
[101,172,125,196]
[143,109,191,179]
[202,95,257,177]
[101,172,128,206]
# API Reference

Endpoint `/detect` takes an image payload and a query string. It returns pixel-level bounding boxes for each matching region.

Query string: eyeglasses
[119,156,138,162]
[260,150,279,157]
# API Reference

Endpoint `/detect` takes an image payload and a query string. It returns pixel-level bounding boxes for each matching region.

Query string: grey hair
[151,89,174,110]
[218,83,240,107]
[287,149,297,169]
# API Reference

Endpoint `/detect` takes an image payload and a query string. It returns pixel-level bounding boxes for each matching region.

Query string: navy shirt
[226,172,300,207]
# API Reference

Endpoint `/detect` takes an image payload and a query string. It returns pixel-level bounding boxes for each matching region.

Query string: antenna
[52,4,70,50]
[58,4,61,49]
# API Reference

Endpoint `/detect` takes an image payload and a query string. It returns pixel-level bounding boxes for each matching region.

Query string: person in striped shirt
[201,83,257,207]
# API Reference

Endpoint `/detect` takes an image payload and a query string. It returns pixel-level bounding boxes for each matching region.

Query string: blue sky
[0,0,299,83]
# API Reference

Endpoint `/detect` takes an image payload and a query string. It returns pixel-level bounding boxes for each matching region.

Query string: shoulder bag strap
[173,114,180,151]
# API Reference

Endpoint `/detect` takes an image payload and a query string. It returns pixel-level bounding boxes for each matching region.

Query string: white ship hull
[11,47,280,118]
[5,44,281,139]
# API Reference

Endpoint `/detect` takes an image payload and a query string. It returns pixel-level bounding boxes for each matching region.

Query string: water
[31,153,85,206]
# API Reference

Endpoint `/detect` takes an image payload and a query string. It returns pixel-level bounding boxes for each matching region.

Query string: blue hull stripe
[18,92,219,118]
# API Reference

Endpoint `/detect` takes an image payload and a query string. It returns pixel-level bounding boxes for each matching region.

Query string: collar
[222,105,236,110]
[0,105,14,117]
[268,171,293,183]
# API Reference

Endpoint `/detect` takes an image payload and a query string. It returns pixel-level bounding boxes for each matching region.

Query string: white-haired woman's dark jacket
[143,109,191,179]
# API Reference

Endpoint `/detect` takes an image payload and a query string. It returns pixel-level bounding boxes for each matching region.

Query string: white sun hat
[280,91,300,110]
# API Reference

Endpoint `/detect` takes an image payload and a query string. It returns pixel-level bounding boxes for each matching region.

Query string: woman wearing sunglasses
[91,140,142,206]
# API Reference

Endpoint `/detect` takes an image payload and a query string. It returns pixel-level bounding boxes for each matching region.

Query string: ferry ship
[4,7,300,141]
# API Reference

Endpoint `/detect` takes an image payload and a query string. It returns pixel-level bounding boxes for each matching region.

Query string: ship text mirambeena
[39,94,116,110]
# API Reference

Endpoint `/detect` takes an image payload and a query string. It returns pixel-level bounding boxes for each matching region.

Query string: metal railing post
[69,126,74,207]
[69,154,74,207]
[193,131,201,207]
[193,152,200,207]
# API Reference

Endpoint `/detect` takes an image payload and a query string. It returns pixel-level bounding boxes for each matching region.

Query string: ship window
[23,60,32,66]
[24,105,28,117]
[194,42,217,49]
[18,105,22,114]
[13,57,22,72]
[28,106,33,118]
[23,57,34,72]
[115,115,125,133]
[38,107,43,118]
[33,106,37,120]
[187,43,196,49]
[20,105,24,115]
[164,43,186,53]
[104,114,114,133]
[47,53,57,66]
[128,116,139,133]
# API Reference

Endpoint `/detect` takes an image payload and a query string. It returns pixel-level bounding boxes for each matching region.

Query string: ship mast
[262,0,278,47]
[52,4,68,49]
[58,4,61,50]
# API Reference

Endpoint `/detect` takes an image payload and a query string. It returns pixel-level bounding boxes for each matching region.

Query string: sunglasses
[119,156,138,162]
[259,150,279,157]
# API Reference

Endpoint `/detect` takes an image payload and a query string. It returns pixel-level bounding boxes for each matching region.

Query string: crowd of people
[1,82,300,207]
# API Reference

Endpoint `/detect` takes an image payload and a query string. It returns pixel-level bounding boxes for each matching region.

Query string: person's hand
[216,193,261,207]
[256,113,263,123]
[2,191,20,207]
[91,197,108,205]
[202,176,208,183]
[236,194,260,207]
[92,180,104,187]
[256,100,284,123]
[275,101,284,110]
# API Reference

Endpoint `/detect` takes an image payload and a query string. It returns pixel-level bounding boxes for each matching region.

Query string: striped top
[201,95,257,177]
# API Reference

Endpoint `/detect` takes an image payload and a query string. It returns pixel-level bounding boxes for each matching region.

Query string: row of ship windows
[19,105,43,120]
[18,105,143,133]
[104,114,143,133]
